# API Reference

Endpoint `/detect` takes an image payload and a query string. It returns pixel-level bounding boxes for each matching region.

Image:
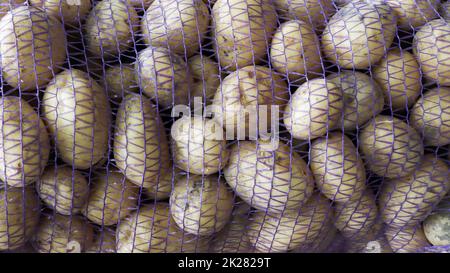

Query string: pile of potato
[0,0,449,254]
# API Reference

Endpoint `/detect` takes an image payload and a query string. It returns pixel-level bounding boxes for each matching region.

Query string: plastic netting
[0,0,449,254]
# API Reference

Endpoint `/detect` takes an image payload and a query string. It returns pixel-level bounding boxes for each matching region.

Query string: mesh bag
[0,0,449,254]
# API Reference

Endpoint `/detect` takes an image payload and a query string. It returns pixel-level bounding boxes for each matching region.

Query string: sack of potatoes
[0,0,450,255]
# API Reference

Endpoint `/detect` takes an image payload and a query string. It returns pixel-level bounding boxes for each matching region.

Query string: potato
[245,193,333,253]
[270,20,323,82]
[384,0,439,29]
[170,175,234,236]
[327,70,384,131]
[143,167,174,201]
[0,1,25,19]
[104,64,139,100]
[29,0,91,24]
[372,49,422,110]
[321,2,396,69]
[85,0,139,58]
[126,0,153,9]
[410,87,450,146]
[0,187,40,251]
[385,225,431,253]
[413,19,450,86]
[359,115,424,178]
[37,166,89,216]
[85,228,117,253]
[0,6,66,90]
[135,46,192,108]
[117,203,210,253]
[114,93,172,190]
[294,215,338,253]
[43,69,111,169]
[0,96,50,187]
[224,140,315,214]
[310,133,366,203]
[379,154,450,228]
[212,0,277,70]
[172,117,229,175]
[423,210,450,246]
[188,55,221,103]
[83,170,139,226]
[344,220,393,253]
[141,0,209,57]
[284,78,343,140]
[33,214,94,253]
[439,1,450,21]
[272,0,335,28]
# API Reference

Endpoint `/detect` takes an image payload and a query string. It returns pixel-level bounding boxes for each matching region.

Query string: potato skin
[272,0,335,28]
[385,225,431,253]
[105,64,139,100]
[0,6,67,90]
[410,87,450,146]
[43,69,111,170]
[29,0,92,24]
[212,0,277,70]
[385,0,439,29]
[85,228,117,253]
[224,141,315,214]
[344,220,393,253]
[321,2,396,69]
[359,115,424,178]
[188,55,221,103]
[0,187,40,251]
[423,211,450,246]
[310,133,366,203]
[439,1,450,21]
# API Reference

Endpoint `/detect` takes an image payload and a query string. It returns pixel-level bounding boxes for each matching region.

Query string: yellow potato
[423,206,450,246]
[344,220,393,253]
[143,167,175,201]
[85,228,117,253]
[385,0,439,28]
[294,215,338,253]
[104,64,139,100]
[37,166,89,215]
[43,69,111,169]
[0,0,25,19]
[283,78,343,140]
[170,175,234,236]
[359,115,424,178]
[188,55,221,103]
[272,0,335,29]
[385,225,431,253]
[410,87,450,146]
[126,0,153,9]
[0,6,66,90]
[29,0,92,24]
[224,140,315,214]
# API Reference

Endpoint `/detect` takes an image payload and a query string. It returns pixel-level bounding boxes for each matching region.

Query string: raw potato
[310,133,366,203]
[212,0,277,70]
[135,46,192,108]
[105,64,139,100]
[224,140,315,214]
[327,70,384,130]
[0,187,40,251]
[272,0,335,28]
[0,96,50,187]
[246,193,332,253]
[385,0,439,28]
[37,166,89,216]
[372,49,422,110]
[85,229,117,253]
[379,154,450,228]
[410,87,450,146]
[117,203,210,253]
[344,220,393,253]
[270,20,323,82]
[126,0,153,8]
[29,0,92,24]
[321,2,396,69]
[0,6,67,90]
[284,78,343,140]
[83,170,139,226]
[359,115,424,178]
[143,168,175,201]
[170,175,234,236]
[33,214,94,253]
[423,210,450,246]
[43,69,111,170]
[188,55,221,103]
[172,117,229,175]
[385,225,431,253]
[439,1,450,21]
[85,0,139,58]
[141,0,209,57]
[294,214,338,253]
[114,93,172,190]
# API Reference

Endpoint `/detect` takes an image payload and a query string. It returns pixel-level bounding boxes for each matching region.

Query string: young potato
[410,87,450,146]
[423,210,450,246]
[172,117,229,175]
[372,49,422,110]
[224,140,315,214]
[283,78,343,140]
[43,69,111,170]
[0,96,50,187]
[141,0,209,57]
[33,214,95,253]
[143,167,175,201]
[104,64,139,100]
[0,187,40,251]
[37,166,89,216]
[0,6,66,91]
[344,220,393,253]
[384,0,439,29]
[114,93,172,190]
[321,2,396,69]
[135,46,192,108]
[85,0,139,58]
[327,70,384,131]
[270,20,323,82]
[0,0,24,19]
[245,193,333,253]
[385,225,431,253]
[212,0,277,70]
[310,133,366,203]
[272,0,335,29]
[188,55,221,103]
[359,115,424,178]
[379,154,450,228]
[29,0,92,25]
[83,170,139,226]
[170,175,234,236]
[85,228,117,253]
